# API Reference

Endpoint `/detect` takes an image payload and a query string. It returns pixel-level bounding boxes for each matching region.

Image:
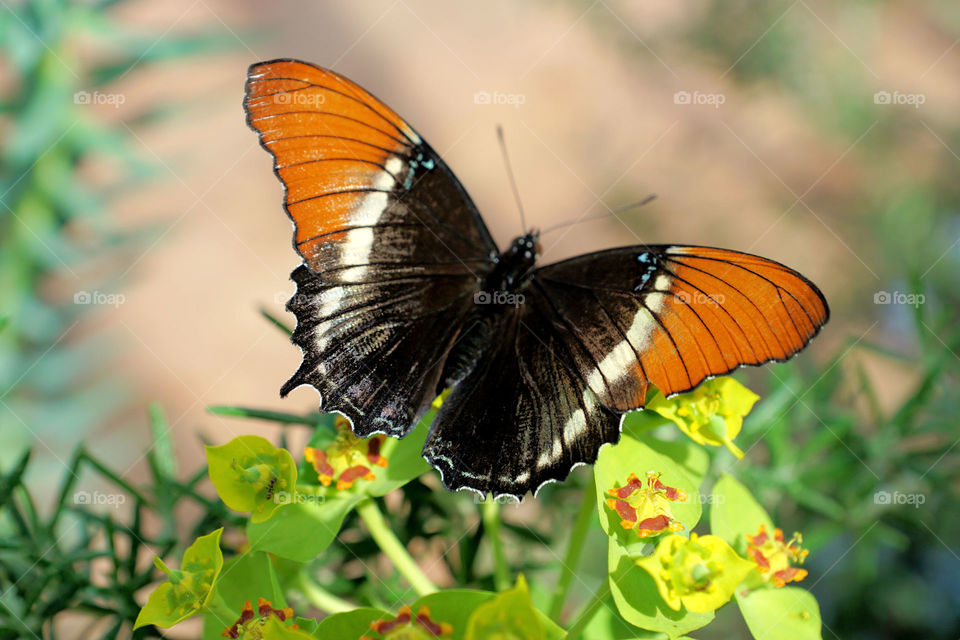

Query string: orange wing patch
[638,246,828,397]
[244,59,419,267]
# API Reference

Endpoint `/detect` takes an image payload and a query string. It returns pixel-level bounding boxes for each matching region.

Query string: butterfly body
[245,59,829,499]
[479,233,541,299]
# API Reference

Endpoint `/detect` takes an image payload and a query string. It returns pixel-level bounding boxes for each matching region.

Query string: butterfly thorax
[480,232,541,297]
[439,233,541,391]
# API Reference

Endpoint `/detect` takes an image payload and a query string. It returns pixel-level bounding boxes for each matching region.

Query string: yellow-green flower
[205,436,297,523]
[222,597,298,639]
[305,416,388,490]
[134,529,224,629]
[605,471,688,538]
[647,377,759,458]
[362,604,453,640]
[636,533,755,613]
[746,524,809,588]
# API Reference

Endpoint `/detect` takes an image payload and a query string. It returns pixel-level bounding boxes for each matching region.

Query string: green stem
[356,497,437,596]
[297,571,354,614]
[481,499,510,591]
[549,470,597,620]
[565,577,611,639]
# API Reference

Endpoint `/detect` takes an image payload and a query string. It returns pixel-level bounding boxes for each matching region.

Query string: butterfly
[244,58,829,499]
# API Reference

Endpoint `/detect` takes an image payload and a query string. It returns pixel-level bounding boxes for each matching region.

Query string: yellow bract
[647,377,760,458]
[636,533,754,613]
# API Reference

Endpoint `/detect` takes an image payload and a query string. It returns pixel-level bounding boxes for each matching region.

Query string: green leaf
[642,437,710,484]
[709,474,775,554]
[205,435,297,523]
[620,410,670,437]
[595,434,703,545]
[246,495,362,562]
[736,587,822,640]
[607,537,713,638]
[134,528,224,629]
[148,403,177,478]
[583,598,686,639]
[464,575,546,640]
[207,405,331,428]
[313,607,391,637]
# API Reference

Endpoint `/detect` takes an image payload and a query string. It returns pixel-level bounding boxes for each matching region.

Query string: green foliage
[710,474,775,555]
[0,0,231,472]
[737,588,822,640]
[0,437,239,638]
[134,529,225,629]
[206,435,298,524]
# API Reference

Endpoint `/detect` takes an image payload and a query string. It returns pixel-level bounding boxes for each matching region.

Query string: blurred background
[1,0,958,638]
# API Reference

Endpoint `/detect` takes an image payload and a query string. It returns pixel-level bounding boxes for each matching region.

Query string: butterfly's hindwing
[424,299,622,498]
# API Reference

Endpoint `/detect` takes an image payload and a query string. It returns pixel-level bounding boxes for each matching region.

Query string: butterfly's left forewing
[245,59,497,437]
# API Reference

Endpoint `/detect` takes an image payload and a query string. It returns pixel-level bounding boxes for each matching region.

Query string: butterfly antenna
[541,194,657,235]
[496,125,528,233]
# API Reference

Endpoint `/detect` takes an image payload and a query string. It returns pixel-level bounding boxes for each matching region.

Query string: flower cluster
[647,377,759,458]
[746,524,809,587]
[636,533,755,613]
[222,598,297,639]
[606,471,688,538]
[362,605,452,640]
[305,416,388,490]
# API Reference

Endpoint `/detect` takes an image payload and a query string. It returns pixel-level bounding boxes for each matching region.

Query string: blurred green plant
[0,406,241,639]
[0,0,232,467]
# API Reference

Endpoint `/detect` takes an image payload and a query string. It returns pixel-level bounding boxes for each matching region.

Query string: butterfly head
[509,230,541,262]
